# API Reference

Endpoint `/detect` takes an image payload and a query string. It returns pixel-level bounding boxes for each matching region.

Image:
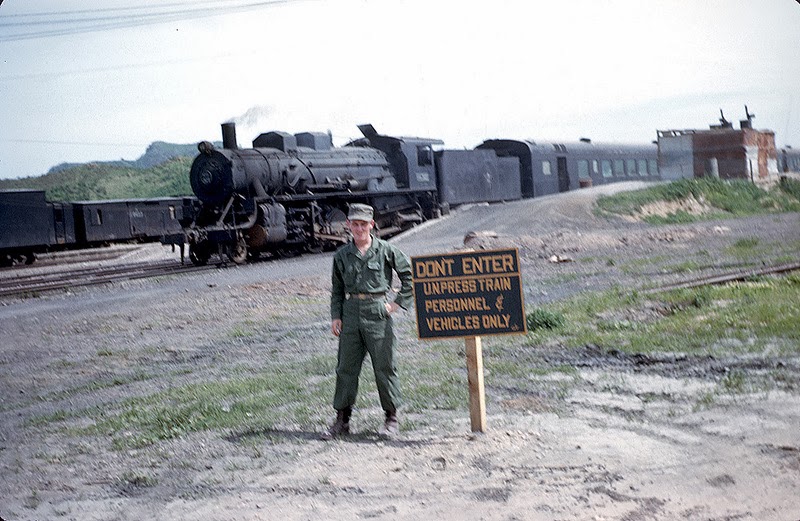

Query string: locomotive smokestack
[222,122,238,149]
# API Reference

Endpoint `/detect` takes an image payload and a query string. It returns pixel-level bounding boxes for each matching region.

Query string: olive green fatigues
[330,237,413,413]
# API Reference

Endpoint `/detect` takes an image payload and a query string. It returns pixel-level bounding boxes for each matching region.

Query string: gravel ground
[1,181,799,521]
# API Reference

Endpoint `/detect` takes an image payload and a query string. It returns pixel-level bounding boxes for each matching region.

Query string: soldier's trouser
[333,298,400,413]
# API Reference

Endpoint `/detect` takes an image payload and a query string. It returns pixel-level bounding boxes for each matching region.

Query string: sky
[0,0,798,180]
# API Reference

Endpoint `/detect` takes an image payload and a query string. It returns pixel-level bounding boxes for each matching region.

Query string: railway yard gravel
[1,181,799,520]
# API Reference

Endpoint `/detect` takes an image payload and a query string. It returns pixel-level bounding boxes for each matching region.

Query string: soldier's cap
[348,203,374,222]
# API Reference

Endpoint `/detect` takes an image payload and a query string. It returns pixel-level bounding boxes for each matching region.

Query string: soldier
[322,203,413,440]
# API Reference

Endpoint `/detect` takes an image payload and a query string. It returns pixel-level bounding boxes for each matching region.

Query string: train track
[644,261,800,294]
[0,258,220,298]
[2,250,798,300]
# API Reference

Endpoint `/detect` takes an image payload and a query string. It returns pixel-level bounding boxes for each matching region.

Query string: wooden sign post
[411,248,526,433]
[465,336,486,432]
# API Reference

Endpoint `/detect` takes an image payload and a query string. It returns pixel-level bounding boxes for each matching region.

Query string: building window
[601,160,612,177]
[578,160,590,179]
[542,160,552,175]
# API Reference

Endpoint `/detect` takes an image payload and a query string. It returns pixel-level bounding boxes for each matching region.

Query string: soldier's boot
[320,407,352,441]
[378,410,399,439]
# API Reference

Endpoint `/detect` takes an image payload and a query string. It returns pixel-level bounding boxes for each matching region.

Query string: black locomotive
[182,123,444,265]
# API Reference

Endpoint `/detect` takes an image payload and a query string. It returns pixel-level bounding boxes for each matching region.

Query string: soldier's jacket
[331,236,413,321]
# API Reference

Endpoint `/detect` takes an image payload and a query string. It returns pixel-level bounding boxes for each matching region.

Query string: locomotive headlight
[199,170,214,186]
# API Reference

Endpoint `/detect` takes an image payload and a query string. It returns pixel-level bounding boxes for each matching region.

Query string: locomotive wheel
[227,238,248,264]
[188,242,211,266]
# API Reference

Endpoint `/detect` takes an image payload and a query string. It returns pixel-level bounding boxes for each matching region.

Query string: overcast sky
[1,0,798,180]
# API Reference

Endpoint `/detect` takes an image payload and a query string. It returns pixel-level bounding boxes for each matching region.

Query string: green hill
[0,141,212,201]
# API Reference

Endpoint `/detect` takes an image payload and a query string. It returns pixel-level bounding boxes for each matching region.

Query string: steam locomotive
[178,122,660,265]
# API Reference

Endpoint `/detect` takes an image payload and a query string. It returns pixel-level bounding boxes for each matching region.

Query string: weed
[526,308,566,331]
[720,370,747,393]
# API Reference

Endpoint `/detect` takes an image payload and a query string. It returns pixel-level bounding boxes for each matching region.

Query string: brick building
[657,109,778,181]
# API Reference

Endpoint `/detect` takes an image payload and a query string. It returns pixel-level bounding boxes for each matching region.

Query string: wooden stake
[465,336,486,432]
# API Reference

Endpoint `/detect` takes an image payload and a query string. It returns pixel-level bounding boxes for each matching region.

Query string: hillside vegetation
[596,176,800,223]
[0,141,202,201]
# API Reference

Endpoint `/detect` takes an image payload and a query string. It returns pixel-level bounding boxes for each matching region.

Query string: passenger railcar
[779,147,800,173]
[477,139,659,198]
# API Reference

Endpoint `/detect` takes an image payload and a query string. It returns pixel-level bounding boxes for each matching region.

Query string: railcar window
[169,206,176,219]
[93,209,103,225]
[417,146,433,166]
[626,159,636,176]
[648,160,657,175]
[542,160,552,175]
[638,159,648,176]
[592,160,599,174]
[613,159,624,177]
[601,160,612,177]
[578,160,590,179]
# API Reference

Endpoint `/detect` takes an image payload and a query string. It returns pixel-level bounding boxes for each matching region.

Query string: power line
[0,0,309,42]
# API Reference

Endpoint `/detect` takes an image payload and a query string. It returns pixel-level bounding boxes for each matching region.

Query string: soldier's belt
[345,292,387,300]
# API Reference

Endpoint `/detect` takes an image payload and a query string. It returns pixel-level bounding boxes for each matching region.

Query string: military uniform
[330,233,413,413]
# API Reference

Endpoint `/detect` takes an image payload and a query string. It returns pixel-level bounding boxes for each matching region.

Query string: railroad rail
[0,258,219,298]
[644,261,800,294]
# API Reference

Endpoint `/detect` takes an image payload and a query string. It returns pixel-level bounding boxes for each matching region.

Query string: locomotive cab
[355,123,441,192]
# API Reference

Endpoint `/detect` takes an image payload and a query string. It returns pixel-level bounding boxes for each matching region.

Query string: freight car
[0,190,188,266]
[0,190,73,266]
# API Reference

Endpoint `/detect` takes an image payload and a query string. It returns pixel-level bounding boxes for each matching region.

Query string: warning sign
[412,248,527,339]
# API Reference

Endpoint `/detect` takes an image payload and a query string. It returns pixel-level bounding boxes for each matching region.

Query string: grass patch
[596,178,800,223]
[526,275,800,356]
[69,344,469,448]
[725,237,762,258]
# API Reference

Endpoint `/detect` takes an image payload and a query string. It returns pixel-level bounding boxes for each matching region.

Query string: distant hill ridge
[0,141,220,201]
[46,141,208,174]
